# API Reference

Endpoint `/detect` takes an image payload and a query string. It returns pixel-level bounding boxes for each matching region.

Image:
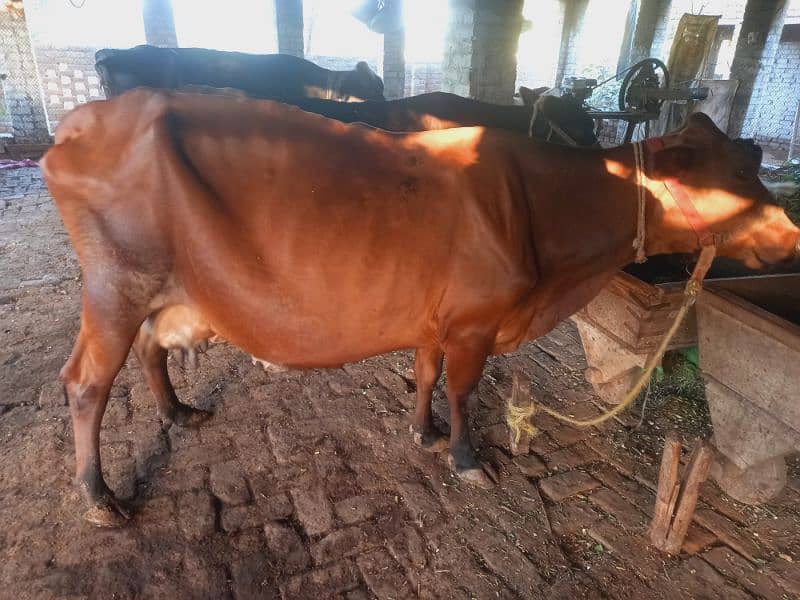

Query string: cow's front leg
[444,340,494,488]
[411,346,447,452]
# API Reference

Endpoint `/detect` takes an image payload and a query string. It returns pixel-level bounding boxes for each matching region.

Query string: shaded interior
[624,255,800,325]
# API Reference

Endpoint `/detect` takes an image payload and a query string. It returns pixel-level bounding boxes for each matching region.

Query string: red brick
[766,556,800,598]
[291,486,334,536]
[703,546,788,599]
[584,521,665,580]
[550,499,602,537]
[465,521,544,596]
[590,464,655,514]
[667,556,752,600]
[699,481,750,526]
[209,461,250,506]
[387,525,428,573]
[356,548,415,599]
[544,442,597,471]
[280,560,361,599]
[693,508,766,563]
[229,554,279,600]
[334,493,396,525]
[681,524,718,555]
[529,432,560,456]
[549,425,591,447]
[374,367,409,398]
[587,488,647,530]
[311,526,375,565]
[398,482,443,526]
[263,522,310,574]
[177,490,215,541]
[254,490,294,521]
[513,453,547,478]
[221,504,261,533]
[539,471,600,502]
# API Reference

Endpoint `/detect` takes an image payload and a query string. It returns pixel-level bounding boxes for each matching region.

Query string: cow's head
[645,113,799,269]
[339,61,385,101]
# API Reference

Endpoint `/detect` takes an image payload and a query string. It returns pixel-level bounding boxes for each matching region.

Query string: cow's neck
[598,143,703,260]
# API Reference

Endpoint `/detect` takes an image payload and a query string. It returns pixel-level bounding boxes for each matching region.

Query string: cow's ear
[648,145,695,180]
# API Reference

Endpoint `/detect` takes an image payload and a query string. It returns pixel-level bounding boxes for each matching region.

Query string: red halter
[644,137,715,248]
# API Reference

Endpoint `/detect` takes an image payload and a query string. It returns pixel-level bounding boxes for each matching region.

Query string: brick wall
[730,0,789,137]
[35,46,104,132]
[403,62,443,96]
[752,36,800,150]
[305,55,382,76]
[0,6,50,144]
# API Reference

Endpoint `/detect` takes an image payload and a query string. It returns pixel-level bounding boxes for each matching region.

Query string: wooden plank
[649,431,682,550]
[664,440,714,554]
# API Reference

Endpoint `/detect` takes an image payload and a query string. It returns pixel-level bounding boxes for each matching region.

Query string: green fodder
[763,160,800,226]
[636,347,712,437]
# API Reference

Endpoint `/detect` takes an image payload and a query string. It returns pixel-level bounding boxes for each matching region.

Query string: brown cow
[41,90,799,526]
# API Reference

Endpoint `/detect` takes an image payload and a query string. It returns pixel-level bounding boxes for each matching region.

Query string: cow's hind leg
[444,339,494,489]
[133,318,212,428]
[411,346,447,452]
[61,305,142,527]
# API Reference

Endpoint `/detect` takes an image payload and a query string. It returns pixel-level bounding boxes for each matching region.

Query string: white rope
[527,99,578,146]
[527,101,539,139]
[632,140,647,263]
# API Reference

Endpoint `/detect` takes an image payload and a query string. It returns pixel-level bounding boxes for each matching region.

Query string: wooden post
[650,433,714,554]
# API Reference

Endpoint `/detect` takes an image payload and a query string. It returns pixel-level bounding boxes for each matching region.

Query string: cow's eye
[735,168,750,181]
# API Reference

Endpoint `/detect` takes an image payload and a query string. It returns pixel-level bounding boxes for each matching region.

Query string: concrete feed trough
[698,275,800,505]
[574,260,800,505]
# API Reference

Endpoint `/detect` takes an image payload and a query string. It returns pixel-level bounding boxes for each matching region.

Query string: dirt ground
[1,166,799,600]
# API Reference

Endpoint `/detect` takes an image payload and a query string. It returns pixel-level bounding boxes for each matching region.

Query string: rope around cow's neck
[507,244,715,438]
[632,140,648,263]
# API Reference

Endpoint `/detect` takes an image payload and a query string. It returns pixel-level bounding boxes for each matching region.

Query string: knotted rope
[632,140,648,263]
[507,245,714,438]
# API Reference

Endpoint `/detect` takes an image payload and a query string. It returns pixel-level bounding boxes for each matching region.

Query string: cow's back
[43,90,536,364]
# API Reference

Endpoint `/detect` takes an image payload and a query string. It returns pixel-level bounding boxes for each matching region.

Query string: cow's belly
[170,271,431,368]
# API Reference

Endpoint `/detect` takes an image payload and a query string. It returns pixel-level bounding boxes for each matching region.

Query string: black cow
[94,45,385,101]
[274,91,598,146]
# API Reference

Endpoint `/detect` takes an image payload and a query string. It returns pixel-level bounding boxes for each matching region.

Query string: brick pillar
[630,0,671,65]
[442,0,523,104]
[471,0,523,104]
[143,0,178,48]
[275,0,304,57]
[554,0,588,89]
[441,0,475,97]
[728,0,788,137]
[0,6,50,143]
[383,28,405,99]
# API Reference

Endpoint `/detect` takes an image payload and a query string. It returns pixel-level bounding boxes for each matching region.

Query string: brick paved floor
[1,167,799,599]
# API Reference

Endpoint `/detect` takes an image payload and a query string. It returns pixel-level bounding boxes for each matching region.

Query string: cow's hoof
[163,403,213,429]
[447,455,496,489]
[411,425,449,453]
[83,495,131,528]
